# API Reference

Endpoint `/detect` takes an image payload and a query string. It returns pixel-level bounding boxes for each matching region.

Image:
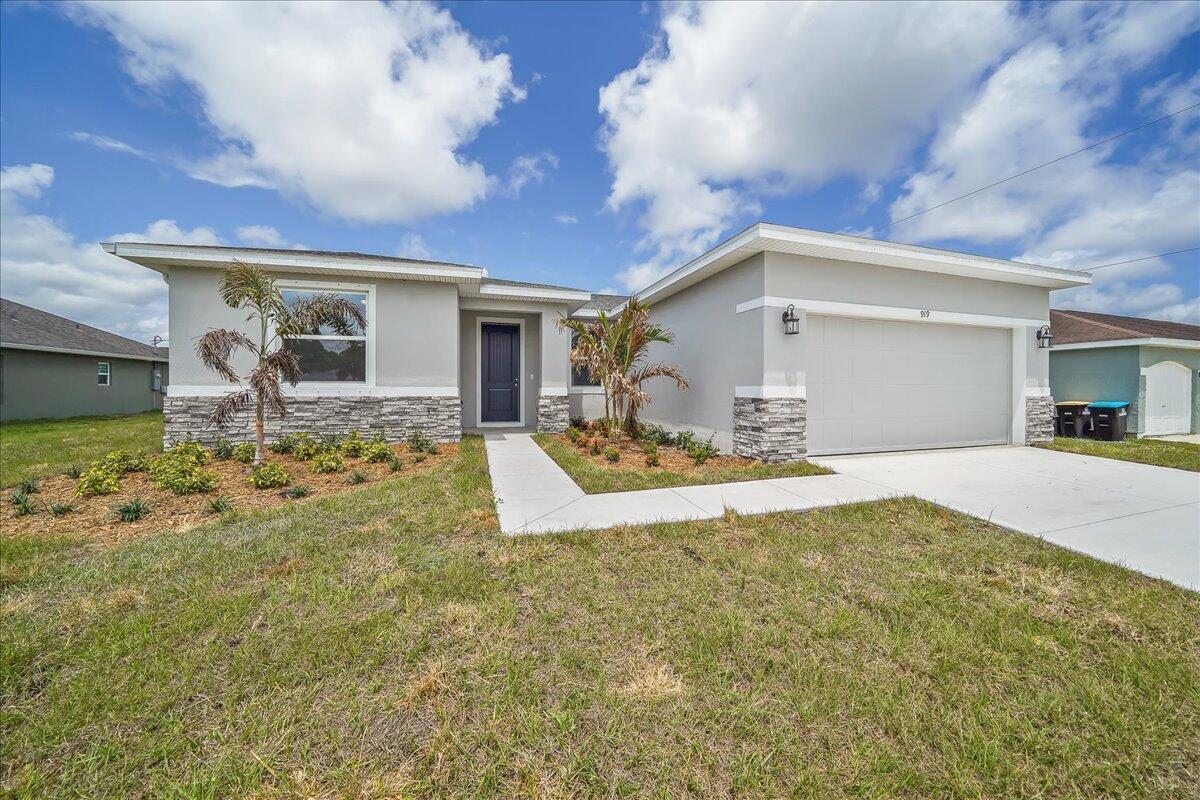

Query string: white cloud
[235,224,286,248]
[68,0,524,223]
[505,152,558,197]
[599,0,1017,290]
[1,163,220,342]
[397,232,433,261]
[70,131,146,158]
[554,213,578,225]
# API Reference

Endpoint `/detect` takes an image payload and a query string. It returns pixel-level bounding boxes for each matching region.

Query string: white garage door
[806,315,1011,455]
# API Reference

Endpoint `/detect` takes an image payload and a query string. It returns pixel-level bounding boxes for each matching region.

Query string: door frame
[1140,359,1192,436]
[476,317,525,428]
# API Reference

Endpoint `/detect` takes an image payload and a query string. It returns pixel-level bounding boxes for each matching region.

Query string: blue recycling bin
[1088,401,1129,441]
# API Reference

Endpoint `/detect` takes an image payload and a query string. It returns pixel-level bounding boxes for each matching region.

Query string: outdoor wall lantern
[782,304,800,335]
[1036,324,1054,349]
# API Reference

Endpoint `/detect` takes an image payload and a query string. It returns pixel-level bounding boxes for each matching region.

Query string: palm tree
[195,261,366,464]
[557,298,687,435]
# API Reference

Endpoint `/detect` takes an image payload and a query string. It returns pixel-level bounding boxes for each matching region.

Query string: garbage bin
[1088,401,1129,441]
[1054,401,1092,437]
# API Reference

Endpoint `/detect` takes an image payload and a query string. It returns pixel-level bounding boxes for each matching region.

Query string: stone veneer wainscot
[163,394,461,447]
[732,396,807,463]
[536,394,569,433]
[1025,395,1055,444]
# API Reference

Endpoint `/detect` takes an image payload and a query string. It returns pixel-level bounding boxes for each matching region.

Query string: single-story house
[105,223,1091,460]
[1048,309,1199,437]
[0,298,169,422]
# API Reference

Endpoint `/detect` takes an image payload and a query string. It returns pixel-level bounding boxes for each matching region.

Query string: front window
[279,288,368,382]
[97,361,110,387]
[570,332,600,387]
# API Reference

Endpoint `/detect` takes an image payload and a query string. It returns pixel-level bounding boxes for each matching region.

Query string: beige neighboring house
[106,223,1091,460]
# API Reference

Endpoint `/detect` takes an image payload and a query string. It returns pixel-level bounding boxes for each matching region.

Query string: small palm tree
[196,261,366,464]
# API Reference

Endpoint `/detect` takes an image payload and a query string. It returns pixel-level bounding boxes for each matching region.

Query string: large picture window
[279,287,369,383]
[570,332,600,387]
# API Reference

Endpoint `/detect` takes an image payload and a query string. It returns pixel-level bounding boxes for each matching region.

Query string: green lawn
[534,432,829,493]
[0,412,164,487]
[1037,436,1200,472]
[3,437,1197,798]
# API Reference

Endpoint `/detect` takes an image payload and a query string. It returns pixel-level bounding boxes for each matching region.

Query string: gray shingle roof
[0,298,166,360]
[481,277,590,293]
[1050,309,1200,344]
[580,293,629,312]
[113,242,482,272]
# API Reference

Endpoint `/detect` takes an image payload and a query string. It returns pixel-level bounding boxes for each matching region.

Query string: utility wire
[1081,247,1200,272]
[864,101,1200,237]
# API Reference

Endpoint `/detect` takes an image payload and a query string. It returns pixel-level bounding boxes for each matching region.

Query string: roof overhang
[636,223,1093,306]
[461,282,592,310]
[1052,337,1200,352]
[102,242,486,284]
[0,341,165,362]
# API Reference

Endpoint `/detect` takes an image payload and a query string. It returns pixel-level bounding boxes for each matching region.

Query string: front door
[481,322,521,423]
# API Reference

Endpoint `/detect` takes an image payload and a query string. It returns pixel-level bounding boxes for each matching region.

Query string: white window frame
[97,361,111,387]
[274,279,376,387]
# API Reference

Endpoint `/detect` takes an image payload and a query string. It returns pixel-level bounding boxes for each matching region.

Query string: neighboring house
[0,298,168,422]
[107,224,1091,460]
[1048,309,1199,437]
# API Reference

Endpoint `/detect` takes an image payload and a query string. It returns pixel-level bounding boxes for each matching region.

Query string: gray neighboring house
[107,223,1091,461]
[0,298,168,422]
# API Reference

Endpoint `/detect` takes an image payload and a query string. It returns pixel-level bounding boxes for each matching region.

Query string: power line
[1081,247,1200,272]
[864,101,1200,237]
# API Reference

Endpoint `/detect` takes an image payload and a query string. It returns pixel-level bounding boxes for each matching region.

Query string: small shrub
[268,434,300,455]
[282,484,311,499]
[76,466,121,497]
[406,430,438,454]
[149,448,218,495]
[603,446,620,463]
[388,456,404,472]
[100,449,150,474]
[588,439,602,456]
[9,489,27,506]
[564,427,581,443]
[249,463,290,489]
[12,494,37,516]
[211,436,235,460]
[641,440,659,467]
[231,442,256,463]
[49,502,74,517]
[311,451,345,474]
[291,434,322,461]
[569,415,586,429]
[575,434,591,450]
[63,464,83,479]
[674,430,699,451]
[347,470,367,485]
[686,434,719,465]
[362,438,392,463]
[340,430,366,458]
[640,423,675,446]
[205,496,230,514]
[116,498,150,522]
[645,452,660,467]
[167,439,211,465]
[413,453,427,464]
[17,478,39,494]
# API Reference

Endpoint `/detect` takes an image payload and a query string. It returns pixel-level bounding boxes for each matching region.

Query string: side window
[97,361,111,387]
[570,332,600,387]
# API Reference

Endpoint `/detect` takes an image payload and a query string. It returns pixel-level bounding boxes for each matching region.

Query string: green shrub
[340,430,366,458]
[12,493,37,516]
[347,470,367,485]
[310,451,345,474]
[283,484,311,499]
[388,456,404,472]
[406,430,438,454]
[674,430,698,451]
[63,464,83,479]
[205,496,230,514]
[603,446,620,463]
[232,442,256,463]
[640,423,675,447]
[291,434,322,461]
[686,434,719,465]
[49,502,74,517]
[645,452,660,467]
[211,437,235,460]
[362,438,392,463]
[76,466,121,497]
[249,463,290,489]
[569,415,586,430]
[116,498,150,522]
[17,478,39,494]
[565,427,581,443]
[641,441,659,467]
[100,449,150,474]
[149,447,218,495]
[588,439,602,456]
[167,439,210,465]
[413,454,427,464]
[268,434,299,455]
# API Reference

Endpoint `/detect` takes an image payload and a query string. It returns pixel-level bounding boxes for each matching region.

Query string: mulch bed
[2,442,457,545]
[555,432,753,473]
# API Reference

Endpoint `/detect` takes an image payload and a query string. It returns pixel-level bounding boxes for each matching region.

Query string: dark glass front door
[481,323,520,423]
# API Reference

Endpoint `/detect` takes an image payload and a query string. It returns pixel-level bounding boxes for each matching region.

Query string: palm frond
[278,293,366,337]
[210,389,253,428]
[249,363,288,419]
[194,329,256,383]
[263,348,303,387]
[219,260,280,314]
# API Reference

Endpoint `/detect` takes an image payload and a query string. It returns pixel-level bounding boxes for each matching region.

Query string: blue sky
[1,1,1197,343]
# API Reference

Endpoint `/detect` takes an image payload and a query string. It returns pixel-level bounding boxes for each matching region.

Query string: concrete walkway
[484,432,894,535]
[812,446,1199,591]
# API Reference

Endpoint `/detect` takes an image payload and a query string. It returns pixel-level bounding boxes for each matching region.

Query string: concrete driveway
[812,446,1200,591]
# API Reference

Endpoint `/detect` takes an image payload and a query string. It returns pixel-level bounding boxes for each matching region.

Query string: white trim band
[167,385,459,398]
[735,296,1049,329]
[735,385,806,399]
[1052,337,1200,352]
[1024,386,1053,398]
[568,385,604,395]
[539,387,569,396]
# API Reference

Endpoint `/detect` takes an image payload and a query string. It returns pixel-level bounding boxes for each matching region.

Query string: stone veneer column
[163,395,461,447]
[1024,395,1055,444]
[732,397,807,462]
[536,393,569,433]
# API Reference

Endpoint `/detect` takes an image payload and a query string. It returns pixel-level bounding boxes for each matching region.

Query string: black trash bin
[1088,401,1129,441]
[1054,401,1091,437]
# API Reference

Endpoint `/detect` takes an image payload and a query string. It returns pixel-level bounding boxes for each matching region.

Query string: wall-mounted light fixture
[782,304,800,335]
[1036,324,1054,349]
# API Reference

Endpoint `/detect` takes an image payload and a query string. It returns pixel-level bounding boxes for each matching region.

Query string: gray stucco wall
[168,266,460,388]
[1,348,168,422]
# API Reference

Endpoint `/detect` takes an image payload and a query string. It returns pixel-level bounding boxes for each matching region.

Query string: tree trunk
[254,390,266,465]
